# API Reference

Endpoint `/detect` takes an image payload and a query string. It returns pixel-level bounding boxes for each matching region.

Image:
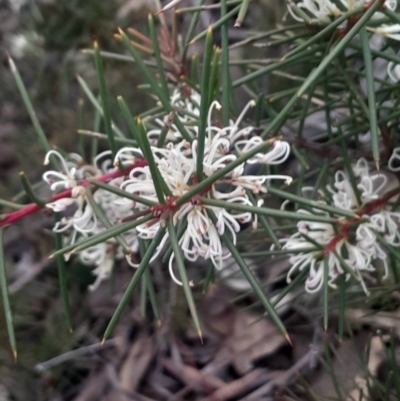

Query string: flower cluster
[115,101,291,285]
[287,0,400,40]
[42,99,291,288]
[42,150,138,290]
[282,158,400,293]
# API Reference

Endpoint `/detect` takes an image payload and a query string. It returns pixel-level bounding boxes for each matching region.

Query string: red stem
[0,160,148,228]
[336,0,385,38]
[323,187,400,257]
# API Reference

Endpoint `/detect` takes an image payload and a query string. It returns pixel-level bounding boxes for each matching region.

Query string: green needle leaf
[323,257,329,331]
[78,130,137,146]
[50,214,153,258]
[178,137,276,205]
[203,262,215,293]
[118,28,192,142]
[0,229,17,361]
[94,41,117,159]
[266,186,357,218]
[139,239,160,324]
[208,210,290,344]
[333,250,361,283]
[183,0,206,48]
[0,200,24,210]
[78,98,85,160]
[199,197,338,224]
[85,189,131,253]
[137,117,170,202]
[196,26,214,180]
[117,95,141,142]
[296,0,382,98]
[8,56,51,154]
[167,218,202,341]
[148,14,169,98]
[140,275,147,317]
[189,3,242,45]
[272,268,308,308]
[87,179,156,207]
[360,27,380,168]
[77,75,125,138]
[54,213,73,333]
[283,7,363,61]
[247,191,281,249]
[18,171,47,207]
[338,274,346,341]
[102,227,166,343]
[221,0,230,126]
[235,0,251,27]
[208,46,221,107]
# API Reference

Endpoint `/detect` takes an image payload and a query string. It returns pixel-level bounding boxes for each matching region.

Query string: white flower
[356,222,388,279]
[283,218,373,293]
[93,150,116,174]
[152,146,195,196]
[368,24,400,41]
[114,147,142,168]
[283,157,400,294]
[94,177,134,222]
[42,99,292,287]
[287,0,397,27]
[9,31,43,59]
[203,100,255,146]
[368,211,400,246]
[358,173,387,203]
[45,186,97,234]
[120,165,163,208]
[194,135,236,177]
[80,242,107,266]
[235,138,291,166]
[389,146,400,171]
[43,150,82,191]
[117,101,292,282]
[81,244,115,291]
[176,205,227,266]
[328,158,387,210]
[388,61,400,83]
[42,150,139,283]
[329,170,359,210]
[7,0,28,12]
[287,0,342,24]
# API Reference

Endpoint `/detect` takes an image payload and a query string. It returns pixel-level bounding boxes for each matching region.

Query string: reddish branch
[323,187,400,257]
[336,0,386,37]
[2,160,400,256]
[0,160,148,228]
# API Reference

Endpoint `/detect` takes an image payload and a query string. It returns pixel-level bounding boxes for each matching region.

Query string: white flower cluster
[282,158,400,293]
[287,0,400,40]
[115,100,291,285]
[42,98,292,288]
[43,150,138,290]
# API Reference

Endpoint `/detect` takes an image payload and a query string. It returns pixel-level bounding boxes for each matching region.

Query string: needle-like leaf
[167,218,202,340]
[102,227,166,343]
[54,213,73,333]
[94,41,117,159]
[208,210,291,344]
[360,27,380,168]
[196,27,214,180]
[0,229,17,361]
